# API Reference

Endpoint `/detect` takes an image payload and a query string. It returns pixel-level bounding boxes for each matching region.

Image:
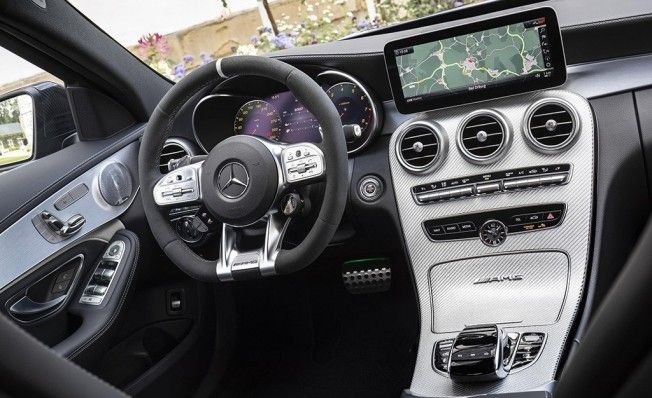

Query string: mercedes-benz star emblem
[217,162,249,199]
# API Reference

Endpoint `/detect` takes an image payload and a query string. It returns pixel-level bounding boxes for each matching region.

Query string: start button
[358,175,384,202]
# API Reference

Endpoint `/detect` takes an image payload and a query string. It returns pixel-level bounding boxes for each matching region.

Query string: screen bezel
[384,7,566,114]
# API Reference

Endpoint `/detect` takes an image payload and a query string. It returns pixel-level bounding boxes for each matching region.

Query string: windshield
[68,0,478,81]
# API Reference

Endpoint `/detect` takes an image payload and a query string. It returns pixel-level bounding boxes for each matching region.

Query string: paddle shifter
[448,325,515,383]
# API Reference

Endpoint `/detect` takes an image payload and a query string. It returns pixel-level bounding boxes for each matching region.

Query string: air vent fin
[526,101,577,151]
[397,122,444,172]
[458,112,508,163]
[160,141,189,173]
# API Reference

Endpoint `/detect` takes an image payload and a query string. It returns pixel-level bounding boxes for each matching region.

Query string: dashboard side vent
[160,141,189,173]
[458,111,509,164]
[525,100,579,152]
[396,122,446,173]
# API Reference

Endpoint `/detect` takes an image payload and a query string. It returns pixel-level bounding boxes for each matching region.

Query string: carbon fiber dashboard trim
[388,90,594,396]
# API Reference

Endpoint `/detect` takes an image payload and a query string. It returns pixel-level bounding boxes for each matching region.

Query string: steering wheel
[138,56,348,282]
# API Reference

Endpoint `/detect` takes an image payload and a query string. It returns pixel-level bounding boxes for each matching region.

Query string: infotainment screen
[384,8,566,113]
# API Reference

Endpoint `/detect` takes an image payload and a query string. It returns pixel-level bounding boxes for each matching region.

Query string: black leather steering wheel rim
[138,56,348,282]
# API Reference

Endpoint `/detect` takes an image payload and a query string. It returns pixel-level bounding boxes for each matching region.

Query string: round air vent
[396,121,447,173]
[524,99,579,153]
[457,111,510,164]
[160,139,191,173]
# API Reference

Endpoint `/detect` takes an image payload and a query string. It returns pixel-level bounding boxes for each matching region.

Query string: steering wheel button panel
[154,163,201,206]
[282,144,325,183]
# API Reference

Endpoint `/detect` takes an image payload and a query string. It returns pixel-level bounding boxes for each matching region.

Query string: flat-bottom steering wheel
[139,56,348,282]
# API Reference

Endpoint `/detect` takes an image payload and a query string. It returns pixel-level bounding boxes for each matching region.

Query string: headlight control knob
[479,220,507,247]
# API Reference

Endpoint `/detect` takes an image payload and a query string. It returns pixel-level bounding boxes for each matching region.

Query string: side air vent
[396,121,447,173]
[524,99,579,153]
[457,111,510,164]
[160,140,190,173]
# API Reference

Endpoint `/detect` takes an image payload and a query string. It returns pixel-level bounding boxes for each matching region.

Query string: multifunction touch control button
[412,164,571,205]
[282,144,325,183]
[423,203,566,242]
[153,164,201,205]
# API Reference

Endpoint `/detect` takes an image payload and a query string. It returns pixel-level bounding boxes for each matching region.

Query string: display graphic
[384,8,566,113]
[396,19,550,99]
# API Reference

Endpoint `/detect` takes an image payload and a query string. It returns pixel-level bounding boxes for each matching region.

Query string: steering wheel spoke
[153,162,203,207]
[216,211,290,281]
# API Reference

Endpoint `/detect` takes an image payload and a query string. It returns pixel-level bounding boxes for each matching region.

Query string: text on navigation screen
[394,18,553,102]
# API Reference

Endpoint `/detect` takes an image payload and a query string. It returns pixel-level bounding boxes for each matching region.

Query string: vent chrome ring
[456,109,511,165]
[395,120,447,174]
[523,98,580,154]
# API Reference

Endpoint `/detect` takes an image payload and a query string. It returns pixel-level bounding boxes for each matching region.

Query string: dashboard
[171,4,652,398]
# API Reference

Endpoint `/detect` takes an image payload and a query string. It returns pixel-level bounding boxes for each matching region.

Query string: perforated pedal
[342,258,391,294]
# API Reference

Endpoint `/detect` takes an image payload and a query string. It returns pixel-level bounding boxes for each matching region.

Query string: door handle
[41,211,85,238]
[9,295,66,321]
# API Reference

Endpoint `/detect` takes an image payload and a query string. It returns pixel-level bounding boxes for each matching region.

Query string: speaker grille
[98,162,133,206]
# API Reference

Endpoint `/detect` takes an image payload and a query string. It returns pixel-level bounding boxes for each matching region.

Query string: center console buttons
[423,203,566,242]
[413,163,571,205]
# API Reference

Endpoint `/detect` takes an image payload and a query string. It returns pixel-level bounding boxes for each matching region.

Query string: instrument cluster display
[234,92,321,144]
[233,80,378,149]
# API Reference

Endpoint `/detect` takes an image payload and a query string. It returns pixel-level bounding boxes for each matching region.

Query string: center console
[383,9,592,396]
[389,87,593,396]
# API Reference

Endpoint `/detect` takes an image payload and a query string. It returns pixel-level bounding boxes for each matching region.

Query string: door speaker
[98,162,133,206]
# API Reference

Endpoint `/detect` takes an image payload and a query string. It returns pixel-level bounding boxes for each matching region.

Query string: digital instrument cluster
[232,72,381,152]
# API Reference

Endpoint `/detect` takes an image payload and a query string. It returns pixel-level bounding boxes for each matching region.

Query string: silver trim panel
[388,89,594,397]
[0,143,139,290]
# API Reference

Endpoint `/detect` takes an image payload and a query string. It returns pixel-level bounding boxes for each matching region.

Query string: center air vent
[524,99,579,153]
[396,121,446,173]
[160,140,190,173]
[457,111,510,164]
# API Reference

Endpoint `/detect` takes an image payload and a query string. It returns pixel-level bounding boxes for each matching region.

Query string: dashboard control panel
[412,163,571,204]
[79,241,125,305]
[423,203,566,244]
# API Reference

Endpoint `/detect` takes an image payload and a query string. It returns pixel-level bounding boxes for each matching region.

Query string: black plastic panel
[423,203,566,242]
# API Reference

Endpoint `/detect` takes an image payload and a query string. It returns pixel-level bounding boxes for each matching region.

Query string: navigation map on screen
[394,18,552,101]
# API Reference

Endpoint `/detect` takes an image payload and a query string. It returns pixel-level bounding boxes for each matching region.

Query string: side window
[0,46,72,169]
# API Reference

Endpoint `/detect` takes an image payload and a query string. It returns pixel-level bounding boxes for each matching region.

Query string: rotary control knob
[479,220,507,247]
